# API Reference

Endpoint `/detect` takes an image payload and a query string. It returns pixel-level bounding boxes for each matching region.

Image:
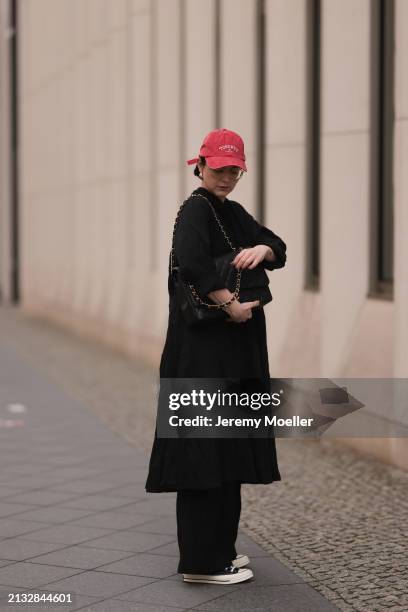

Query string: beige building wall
[264,0,310,375]
[1,0,407,468]
[219,0,257,215]
[184,0,217,194]
[0,0,12,303]
[394,0,408,379]
[318,0,395,464]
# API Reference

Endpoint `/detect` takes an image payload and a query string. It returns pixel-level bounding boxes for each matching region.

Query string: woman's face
[199,162,243,201]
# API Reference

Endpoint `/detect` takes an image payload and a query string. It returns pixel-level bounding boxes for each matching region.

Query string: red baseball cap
[186,128,247,171]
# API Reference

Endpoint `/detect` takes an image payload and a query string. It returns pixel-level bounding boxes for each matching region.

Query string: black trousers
[176,481,241,574]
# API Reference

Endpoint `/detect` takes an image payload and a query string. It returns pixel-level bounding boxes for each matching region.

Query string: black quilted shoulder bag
[170,194,272,327]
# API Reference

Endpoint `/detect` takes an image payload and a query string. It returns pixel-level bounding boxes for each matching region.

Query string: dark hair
[194,156,206,178]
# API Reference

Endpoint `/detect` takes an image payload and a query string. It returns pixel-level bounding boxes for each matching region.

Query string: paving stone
[57,495,140,512]
[43,570,155,598]
[2,475,68,489]
[83,531,176,553]
[0,561,81,588]
[104,484,160,499]
[235,533,275,557]
[0,538,68,561]
[0,502,38,518]
[0,487,25,498]
[3,465,54,476]
[115,578,241,608]
[0,561,14,568]
[66,510,155,530]
[20,524,115,545]
[78,600,186,612]
[50,480,124,495]
[101,467,150,480]
[133,517,177,536]
[116,498,177,516]
[112,501,166,515]
[28,545,134,570]
[12,507,95,524]
[3,491,81,506]
[141,541,180,557]
[44,467,111,481]
[0,519,52,538]
[234,556,305,586]
[94,552,178,578]
[193,583,340,611]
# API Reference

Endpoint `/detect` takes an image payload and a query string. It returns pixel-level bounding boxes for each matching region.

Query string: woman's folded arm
[233,203,287,271]
[173,198,226,297]
[256,226,287,270]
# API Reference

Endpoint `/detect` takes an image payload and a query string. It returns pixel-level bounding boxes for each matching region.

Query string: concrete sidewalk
[0,313,338,611]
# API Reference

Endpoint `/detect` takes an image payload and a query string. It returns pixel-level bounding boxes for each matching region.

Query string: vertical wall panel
[128,7,153,329]
[264,0,308,374]
[155,0,182,332]
[105,27,128,324]
[320,0,371,376]
[219,0,257,211]
[184,0,216,195]
[394,0,408,376]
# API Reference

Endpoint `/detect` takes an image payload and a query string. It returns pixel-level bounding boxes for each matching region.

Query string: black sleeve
[173,198,226,296]
[234,203,287,271]
[255,223,287,271]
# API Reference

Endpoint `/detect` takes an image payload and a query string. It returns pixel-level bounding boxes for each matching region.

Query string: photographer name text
[169,415,314,428]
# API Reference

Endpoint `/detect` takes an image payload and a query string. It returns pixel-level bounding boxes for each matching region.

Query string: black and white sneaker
[232,553,250,568]
[183,564,253,585]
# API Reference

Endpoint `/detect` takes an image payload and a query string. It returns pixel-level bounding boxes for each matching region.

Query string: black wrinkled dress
[145,186,287,493]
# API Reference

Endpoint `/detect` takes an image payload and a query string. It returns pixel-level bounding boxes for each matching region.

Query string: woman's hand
[206,289,260,324]
[231,245,275,269]
[224,299,260,323]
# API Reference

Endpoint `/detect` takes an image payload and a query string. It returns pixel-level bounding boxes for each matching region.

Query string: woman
[145,128,287,585]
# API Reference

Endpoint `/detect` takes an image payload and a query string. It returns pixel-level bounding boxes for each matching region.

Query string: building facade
[1,0,407,467]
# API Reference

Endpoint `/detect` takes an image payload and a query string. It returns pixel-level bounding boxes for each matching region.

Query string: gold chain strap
[170,194,242,309]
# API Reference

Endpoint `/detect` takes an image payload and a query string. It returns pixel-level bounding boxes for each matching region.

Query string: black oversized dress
[145,186,287,492]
